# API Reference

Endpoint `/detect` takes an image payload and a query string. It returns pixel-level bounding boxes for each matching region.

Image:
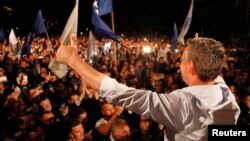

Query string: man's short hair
[186,38,226,81]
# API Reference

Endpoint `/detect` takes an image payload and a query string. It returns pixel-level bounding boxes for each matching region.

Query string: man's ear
[188,61,197,76]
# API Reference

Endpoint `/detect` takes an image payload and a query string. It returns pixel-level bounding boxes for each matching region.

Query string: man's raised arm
[56,33,105,91]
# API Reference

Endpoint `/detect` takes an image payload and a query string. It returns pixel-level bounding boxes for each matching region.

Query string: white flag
[178,0,194,44]
[87,30,97,60]
[9,28,18,50]
[60,0,79,45]
[49,0,79,79]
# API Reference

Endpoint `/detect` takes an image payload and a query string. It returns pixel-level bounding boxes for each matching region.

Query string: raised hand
[114,106,124,117]
[56,33,78,66]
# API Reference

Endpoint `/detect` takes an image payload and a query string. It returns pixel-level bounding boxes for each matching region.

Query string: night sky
[1,0,249,41]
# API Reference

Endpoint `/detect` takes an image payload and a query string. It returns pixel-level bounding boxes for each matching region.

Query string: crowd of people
[0,33,249,141]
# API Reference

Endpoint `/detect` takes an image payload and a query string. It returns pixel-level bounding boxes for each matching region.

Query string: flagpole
[46,31,54,57]
[111,11,117,64]
[46,32,50,41]
[111,12,115,33]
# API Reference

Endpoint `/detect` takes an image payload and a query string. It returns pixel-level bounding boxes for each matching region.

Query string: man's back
[99,75,240,141]
[163,76,240,141]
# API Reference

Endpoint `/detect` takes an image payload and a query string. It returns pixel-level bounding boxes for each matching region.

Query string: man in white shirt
[56,35,240,141]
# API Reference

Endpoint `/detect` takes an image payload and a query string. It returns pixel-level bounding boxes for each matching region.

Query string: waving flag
[49,0,79,79]
[21,34,33,55]
[92,11,119,42]
[60,0,79,45]
[97,0,113,16]
[0,28,5,42]
[22,10,47,55]
[9,28,18,50]
[87,30,97,60]
[172,23,178,52]
[33,10,47,35]
[92,0,119,42]
[178,0,194,44]
[22,33,35,55]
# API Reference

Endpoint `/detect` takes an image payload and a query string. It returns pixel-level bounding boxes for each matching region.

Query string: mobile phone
[23,76,28,82]
[0,76,7,82]
[38,56,44,59]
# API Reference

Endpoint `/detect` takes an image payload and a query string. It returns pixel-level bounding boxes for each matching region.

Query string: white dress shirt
[99,75,240,141]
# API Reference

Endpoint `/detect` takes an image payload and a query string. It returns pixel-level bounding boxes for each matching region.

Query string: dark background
[1,0,250,41]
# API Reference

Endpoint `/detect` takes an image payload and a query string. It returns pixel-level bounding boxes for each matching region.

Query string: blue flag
[98,0,113,16]
[22,33,34,55]
[92,0,119,42]
[172,23,178,52]
[178,0,194,44]
[22,10,47,55]
[0,28,5,42]
[92,11,119,42]
[32,10,47,35]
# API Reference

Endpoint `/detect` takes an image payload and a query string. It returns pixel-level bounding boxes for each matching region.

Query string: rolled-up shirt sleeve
[99,75,119,102]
